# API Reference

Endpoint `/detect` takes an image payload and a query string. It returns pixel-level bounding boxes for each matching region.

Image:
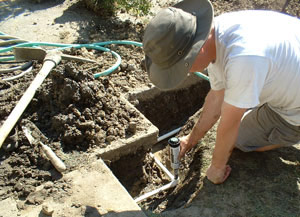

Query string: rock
[43,181,54,189]
[26,189,47,205]
[14,182,24,192]
[0,189,6,196]
[106,135,115,143]
[120,63,128,71]
[42,204,54,216]
[127,64,135,71]
[16,200,25,210]
[71,202,81,208]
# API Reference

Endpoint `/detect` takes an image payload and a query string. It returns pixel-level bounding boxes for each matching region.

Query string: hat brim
[147,0,213,90]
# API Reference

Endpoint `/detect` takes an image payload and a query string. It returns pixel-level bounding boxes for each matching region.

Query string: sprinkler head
[168,137,180,147]
[168,137,180,180]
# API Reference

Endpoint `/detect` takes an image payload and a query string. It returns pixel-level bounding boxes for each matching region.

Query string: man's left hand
[206,164,231,184]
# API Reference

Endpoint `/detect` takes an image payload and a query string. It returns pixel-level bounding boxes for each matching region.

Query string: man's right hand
[179,135,195,159]
[178,89,224,160]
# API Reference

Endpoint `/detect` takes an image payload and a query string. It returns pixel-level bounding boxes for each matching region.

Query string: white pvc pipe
[134,127,184,203]
[149,152,174,180]
[134,179,178,203]
[134,152,179,203]
[157,127,182,142]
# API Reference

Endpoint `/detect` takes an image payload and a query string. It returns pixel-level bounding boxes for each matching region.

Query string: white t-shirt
[208,10,300,126]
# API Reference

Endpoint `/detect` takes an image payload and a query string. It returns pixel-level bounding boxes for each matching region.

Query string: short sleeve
[207,63,225,90]
[224,56,270,108]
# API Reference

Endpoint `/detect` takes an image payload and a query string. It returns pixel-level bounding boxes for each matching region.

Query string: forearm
[211,103,246,168]
[187,89,223,146]
[179,89,225,159]
[206,102,246,184]
[211,117,240,168]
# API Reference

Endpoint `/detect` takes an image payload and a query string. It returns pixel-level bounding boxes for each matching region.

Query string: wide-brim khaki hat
[143,0,213,90]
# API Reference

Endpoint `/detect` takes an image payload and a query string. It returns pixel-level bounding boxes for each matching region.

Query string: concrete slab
[0,198,18,217]
[16,159,147,217]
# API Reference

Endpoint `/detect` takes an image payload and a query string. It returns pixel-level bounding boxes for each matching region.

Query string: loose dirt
[0,0,300,217]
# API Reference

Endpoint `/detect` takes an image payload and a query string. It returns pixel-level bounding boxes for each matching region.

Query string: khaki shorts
[236,104,300,152]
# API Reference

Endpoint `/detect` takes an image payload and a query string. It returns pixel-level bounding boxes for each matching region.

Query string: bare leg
[255,144,282,152]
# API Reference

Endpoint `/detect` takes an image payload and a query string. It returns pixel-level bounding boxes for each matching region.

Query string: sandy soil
[0,0,300,217]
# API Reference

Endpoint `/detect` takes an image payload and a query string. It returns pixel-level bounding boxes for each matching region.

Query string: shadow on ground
[36,206,148,217]
[84,206,147,217]
[0,0,64,22]
[51,1,145,43]
[0,0,144,44]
